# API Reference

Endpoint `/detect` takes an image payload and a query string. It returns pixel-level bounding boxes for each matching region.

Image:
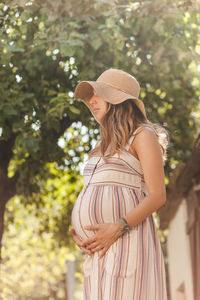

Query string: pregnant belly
[71,185,140,241]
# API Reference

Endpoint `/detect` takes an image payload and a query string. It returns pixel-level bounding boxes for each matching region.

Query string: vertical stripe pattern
[71,127,168,299]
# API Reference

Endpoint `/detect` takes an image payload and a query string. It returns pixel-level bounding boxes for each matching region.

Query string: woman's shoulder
[133,123,157,137]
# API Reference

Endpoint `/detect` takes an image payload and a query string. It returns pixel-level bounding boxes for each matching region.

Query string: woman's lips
[93,109,99,113]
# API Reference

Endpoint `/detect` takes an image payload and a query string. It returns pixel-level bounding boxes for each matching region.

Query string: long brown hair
[88,99,170,164]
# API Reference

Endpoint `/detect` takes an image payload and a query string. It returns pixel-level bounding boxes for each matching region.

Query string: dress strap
[124,124,154,151]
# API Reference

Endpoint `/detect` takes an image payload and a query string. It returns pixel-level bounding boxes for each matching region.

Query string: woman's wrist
[114,221,124,238]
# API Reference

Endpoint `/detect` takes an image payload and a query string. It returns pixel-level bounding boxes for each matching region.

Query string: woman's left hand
[82,222,123,259]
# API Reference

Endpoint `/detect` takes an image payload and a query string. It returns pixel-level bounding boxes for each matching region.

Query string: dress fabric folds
[71,126,168,300]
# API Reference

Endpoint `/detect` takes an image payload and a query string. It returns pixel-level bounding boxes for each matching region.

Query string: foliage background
[0,0,199,299]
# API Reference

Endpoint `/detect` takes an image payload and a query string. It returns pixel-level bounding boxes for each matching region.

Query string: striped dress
[71,126,168,300]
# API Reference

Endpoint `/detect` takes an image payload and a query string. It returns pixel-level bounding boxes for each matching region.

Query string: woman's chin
[93,116,101,124]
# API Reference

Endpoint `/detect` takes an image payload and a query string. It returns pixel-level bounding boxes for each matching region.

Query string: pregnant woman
[69,68,169,300]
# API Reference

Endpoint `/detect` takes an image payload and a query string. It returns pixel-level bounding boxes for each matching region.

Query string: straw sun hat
[74,68,147,119]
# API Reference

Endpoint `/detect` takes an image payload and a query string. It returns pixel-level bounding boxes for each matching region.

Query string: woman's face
[88,89,108,124]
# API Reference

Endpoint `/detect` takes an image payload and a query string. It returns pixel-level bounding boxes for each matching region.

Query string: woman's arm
[81,127,167,258]
[122,126,166,229]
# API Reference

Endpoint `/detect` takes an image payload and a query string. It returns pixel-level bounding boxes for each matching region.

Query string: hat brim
[74,80,147,119]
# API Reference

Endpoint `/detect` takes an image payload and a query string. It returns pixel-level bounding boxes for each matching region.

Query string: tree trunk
[0,169,18,261]
[0,195,7,261]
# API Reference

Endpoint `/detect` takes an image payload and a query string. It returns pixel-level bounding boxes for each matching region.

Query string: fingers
[80,246,93,256]
[69,226,110,259]
[76,240,93,256]
[99,247,108,259]
[82,237,96,247]
[74,238,83,247]
[73,236,93,256]
[69,228,94,256]
[84,224,100,231]
[91,245,103,252]
[69,228,76,236]
[85,241,99,250]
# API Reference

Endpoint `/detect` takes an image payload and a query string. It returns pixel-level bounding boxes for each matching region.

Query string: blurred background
[0,0,199,299]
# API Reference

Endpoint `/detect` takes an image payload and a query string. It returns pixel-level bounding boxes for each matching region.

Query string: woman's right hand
[69,228,94,256]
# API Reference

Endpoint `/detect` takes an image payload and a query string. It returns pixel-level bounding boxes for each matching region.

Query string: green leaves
[15,135,39,154]
[0,0,199,181]
[2,104,18,116]
[0,1,199,296]
[1,194,80,299]
[48,93,69,118]
[90,36,102,50]
[69,106,81,115]
[4,44,25,53]
[25,136,39,153]
[0,0,199,256]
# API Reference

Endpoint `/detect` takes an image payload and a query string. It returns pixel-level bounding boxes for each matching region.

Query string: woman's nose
[89,95,97,105]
